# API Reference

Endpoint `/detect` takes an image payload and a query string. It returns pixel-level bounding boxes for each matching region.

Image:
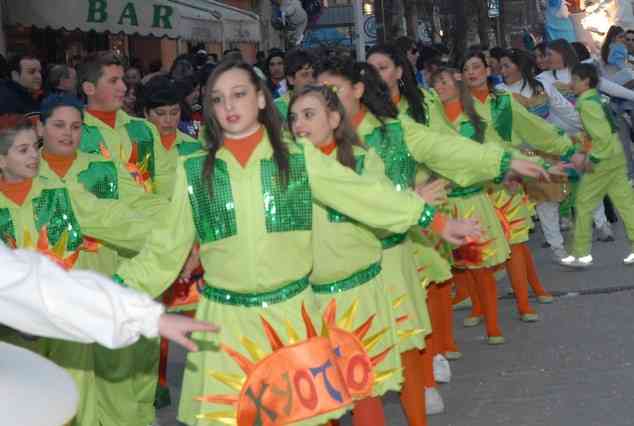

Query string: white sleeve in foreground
[0,244,164,349]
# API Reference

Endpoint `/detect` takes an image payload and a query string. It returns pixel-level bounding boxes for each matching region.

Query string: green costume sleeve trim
[112,274,128,287]
[380,233,407,249]
[493,151,512,184]
[589,154,601,164]
[560,146,577,162]
[418,204,437,229]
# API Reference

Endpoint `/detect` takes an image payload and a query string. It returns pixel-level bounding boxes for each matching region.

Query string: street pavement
[157,219,634,426]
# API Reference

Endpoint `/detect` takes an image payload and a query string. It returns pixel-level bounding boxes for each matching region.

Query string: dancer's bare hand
[510,159,550,182]
[158,314,220,352]
[440,218,482,246]
[416,179,449,205]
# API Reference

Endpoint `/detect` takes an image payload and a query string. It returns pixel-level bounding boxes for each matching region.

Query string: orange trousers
[427,280,459,356]
[521,243,551,298]
[504,244,536,315]
[453,268,502,337]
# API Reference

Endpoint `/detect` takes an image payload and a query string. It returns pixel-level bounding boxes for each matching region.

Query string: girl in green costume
[460,50,577,324]
[37,94,169,426]
[314,55,551,423]
[112,57,475,426]
[0,116,160,426]
[288,83,454,426]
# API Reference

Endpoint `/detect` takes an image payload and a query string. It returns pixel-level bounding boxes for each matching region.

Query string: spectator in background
[170,55,195,81]
[124,66,142,87]
[417,45,444,89]
[394,36,424,87]
[208,53,219,65]
[174,77,203,138]
[0,53,43,116]
[122,82,143,117]
[46,64,78,97]
[266,49,287,98]
[488,46,506,85]
[69,55,82,69]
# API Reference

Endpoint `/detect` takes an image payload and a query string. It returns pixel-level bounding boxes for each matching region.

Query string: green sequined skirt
[312,268,403,397]
[448,191,511,269]
[177,287,351,426]
[380,238,431,354]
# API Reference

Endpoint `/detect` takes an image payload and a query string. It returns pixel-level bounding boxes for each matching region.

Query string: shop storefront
[3,0,260,68]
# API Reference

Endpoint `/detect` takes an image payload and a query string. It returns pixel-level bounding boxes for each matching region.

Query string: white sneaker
[425,387,445,415]
[560,255,593,268]
[433,354,451,384]
[624,253,634,264]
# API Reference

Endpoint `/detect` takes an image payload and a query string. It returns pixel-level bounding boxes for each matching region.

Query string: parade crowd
[2,26,634,426]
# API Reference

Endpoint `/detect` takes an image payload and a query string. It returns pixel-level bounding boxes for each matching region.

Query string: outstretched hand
[510,159,550,182]
[158,314,220,352]
[440,218,482,246]
[415,179,449,205]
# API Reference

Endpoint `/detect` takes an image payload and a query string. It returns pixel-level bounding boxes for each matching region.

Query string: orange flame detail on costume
[197,300,396,425]
[125,143,153,193]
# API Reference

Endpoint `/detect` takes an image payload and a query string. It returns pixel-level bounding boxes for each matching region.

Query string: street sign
[488,0,500,17]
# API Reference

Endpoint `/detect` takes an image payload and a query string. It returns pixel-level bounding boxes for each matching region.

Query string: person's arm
[0,243,162,348]
[541,79,583,133]
[114,158,197,298]
[598,75,634,101]
[509,95,575,156]
[401,115,512,186]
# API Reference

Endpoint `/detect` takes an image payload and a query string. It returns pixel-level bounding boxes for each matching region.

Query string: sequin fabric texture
[0,208,16,244]
[185,157,237,243]
[77,162,119,199]
[32,188,83,251]
[261,154,312,233]
[364,122,416,192]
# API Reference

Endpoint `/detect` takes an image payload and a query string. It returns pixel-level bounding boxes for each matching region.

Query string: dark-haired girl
[111,57,476,426]
[460,50,577,324]
[315,55,550,422]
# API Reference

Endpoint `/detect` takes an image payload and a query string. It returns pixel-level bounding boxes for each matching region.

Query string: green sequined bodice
[364,121,416,191]
[32,188,83,251]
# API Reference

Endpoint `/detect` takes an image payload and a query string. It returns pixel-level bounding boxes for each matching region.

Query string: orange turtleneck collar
[318,139,337,156]
[223,126,264,168]
[351,107,367,130]
[471,86,490,103]
[392,94,401,106]
[444,99,463,123]
[161,133,178,151]
[0,177,33,206]
[87,109,117,128]
[42,150,77,178]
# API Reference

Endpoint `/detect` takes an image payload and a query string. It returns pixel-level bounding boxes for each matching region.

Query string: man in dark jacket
[0,54,43,117]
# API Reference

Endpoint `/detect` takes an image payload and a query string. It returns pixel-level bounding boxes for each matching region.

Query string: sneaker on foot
[463,316,482,327]
[597,224,615,242]
[487,335,506,345]
[537,294,555,304]
[624,253,634,264]
[551,246,569,262]
[520,313,540,322]
[444,351,463,360]
[433,354,451,383]
[452,297,472,311]
[425,387,445,415]
[559,255,593,268]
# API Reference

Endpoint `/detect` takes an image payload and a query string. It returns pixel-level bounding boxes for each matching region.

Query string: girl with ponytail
[315,54,551,422]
